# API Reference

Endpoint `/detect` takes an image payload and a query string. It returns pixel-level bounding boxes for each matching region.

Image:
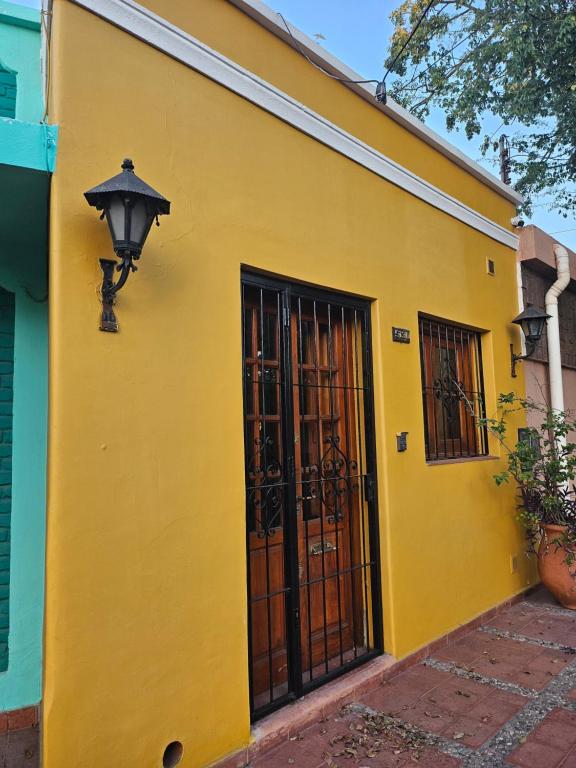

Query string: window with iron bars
[419,316,488,461]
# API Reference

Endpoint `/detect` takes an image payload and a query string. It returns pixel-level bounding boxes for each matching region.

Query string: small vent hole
[487,258,496,276]
[163,741,183,768]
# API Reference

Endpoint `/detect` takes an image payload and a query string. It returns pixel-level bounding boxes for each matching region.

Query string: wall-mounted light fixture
[510,304,550,377]
[84,158,171,332]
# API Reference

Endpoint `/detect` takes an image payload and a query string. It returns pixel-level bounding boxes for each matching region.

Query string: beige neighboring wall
[517,226,576,429]
[522,363,576,416]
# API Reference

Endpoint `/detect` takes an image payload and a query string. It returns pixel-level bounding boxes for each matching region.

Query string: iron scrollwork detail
[432,367,465,426]
[247,435,284,538]
[319,435,358,524]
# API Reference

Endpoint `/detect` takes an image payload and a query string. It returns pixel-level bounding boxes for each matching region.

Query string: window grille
[419,316,488,461]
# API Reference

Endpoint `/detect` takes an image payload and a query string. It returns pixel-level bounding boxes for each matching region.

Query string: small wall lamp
[84,158,171,332]
[510,304,550,377]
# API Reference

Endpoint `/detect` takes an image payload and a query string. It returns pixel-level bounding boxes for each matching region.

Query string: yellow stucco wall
[136,0,515,229]
[44,2,533,767]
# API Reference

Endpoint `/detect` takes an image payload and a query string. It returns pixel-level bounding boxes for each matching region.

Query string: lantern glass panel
[129,198,153,249]
[524,317,545,341]
[105,194,126,246]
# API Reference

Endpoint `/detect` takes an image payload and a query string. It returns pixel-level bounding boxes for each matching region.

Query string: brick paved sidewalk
[251,589,576,768]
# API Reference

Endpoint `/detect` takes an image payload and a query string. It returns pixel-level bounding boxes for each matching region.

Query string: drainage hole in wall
[163,741,184,768]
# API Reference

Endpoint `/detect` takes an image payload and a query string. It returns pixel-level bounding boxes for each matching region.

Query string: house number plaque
[392,327,410,344]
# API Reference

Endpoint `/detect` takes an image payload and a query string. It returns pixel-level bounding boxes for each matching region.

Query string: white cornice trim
[228,0,523,207]
[69,0,519,250]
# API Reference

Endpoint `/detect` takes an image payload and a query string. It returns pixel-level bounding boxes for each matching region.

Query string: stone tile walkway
[251,589,576,768]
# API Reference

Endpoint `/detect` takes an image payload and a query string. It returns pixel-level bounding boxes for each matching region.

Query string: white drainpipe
[545,244,570,431]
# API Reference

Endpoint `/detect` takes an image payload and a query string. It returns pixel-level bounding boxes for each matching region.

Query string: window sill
[426,455,499,466]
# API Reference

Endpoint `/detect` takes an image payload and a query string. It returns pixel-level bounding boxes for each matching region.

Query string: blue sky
[270,0,576,248]
[8,0,575,247]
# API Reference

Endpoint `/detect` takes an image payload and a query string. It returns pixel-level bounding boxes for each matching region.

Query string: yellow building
[43,1,533,766]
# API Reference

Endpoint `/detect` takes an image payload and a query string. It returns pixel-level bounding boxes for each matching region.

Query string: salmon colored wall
[44,3,531,767]
[518,226,576,437]
[525,361,576,441]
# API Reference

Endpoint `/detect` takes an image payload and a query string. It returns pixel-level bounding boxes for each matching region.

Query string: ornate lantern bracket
[84,158,171,332]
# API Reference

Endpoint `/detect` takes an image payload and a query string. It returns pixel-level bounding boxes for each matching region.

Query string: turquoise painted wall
[0,0,42,123]
[0,0,57,176]
[0,165,48,710]
[0,0,50,712]
[0,120,57,172]
[0,289,14,673]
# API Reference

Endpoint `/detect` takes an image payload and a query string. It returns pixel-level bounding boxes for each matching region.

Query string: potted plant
[483,393,576,609]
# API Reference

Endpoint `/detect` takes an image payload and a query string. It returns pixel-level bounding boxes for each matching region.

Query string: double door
[242,273,382,720]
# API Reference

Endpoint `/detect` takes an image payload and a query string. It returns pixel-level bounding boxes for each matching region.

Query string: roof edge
[228,0,523,206]
[0,118,58,173]
[0,0,41,31]
[519,224,576,272]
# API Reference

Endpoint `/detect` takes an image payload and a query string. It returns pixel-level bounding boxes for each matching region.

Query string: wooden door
[291,298,364,684]
[242,276,381,720]
[243,286,289,709]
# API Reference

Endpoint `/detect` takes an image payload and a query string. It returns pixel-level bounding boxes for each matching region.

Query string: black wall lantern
[84,158,171,332]
[510,304,550,377]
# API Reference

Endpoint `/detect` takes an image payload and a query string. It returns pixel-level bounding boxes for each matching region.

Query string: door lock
[309,540,337,556]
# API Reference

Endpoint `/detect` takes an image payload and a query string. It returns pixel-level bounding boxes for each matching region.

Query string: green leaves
[386,0,576,214]
[480,393,576,555]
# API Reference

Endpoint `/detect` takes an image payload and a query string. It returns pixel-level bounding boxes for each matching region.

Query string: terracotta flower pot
[538,524,576,610]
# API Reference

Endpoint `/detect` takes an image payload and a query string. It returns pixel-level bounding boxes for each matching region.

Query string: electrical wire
[276,13,382,86]
[277,0,437,104]
[40,5,53,123]
[549,227,576,235]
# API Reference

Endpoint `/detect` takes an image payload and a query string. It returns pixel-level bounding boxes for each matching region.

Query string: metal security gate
[241,272,383,720]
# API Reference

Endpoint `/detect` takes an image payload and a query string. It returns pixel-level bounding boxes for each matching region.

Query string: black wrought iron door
[242,273,382,721]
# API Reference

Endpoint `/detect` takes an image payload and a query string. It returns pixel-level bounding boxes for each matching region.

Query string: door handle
[309,541,337,556]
